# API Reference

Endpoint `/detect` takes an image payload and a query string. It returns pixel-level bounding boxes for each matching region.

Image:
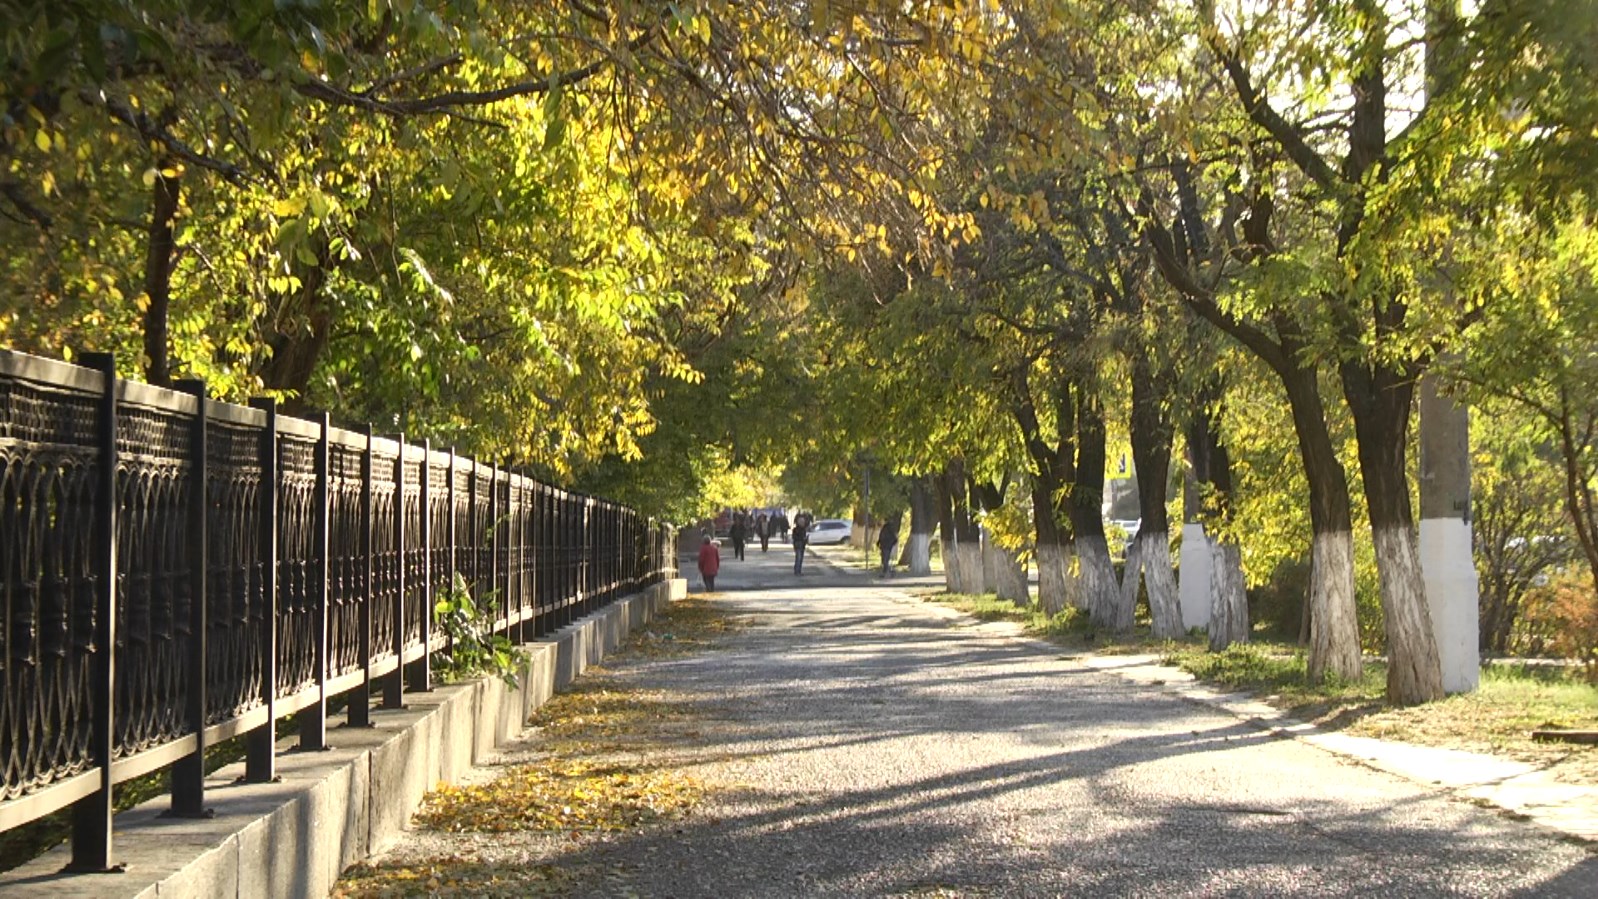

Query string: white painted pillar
[1419,371,1478,693]
[1420,518,1478,692]
[1178,523,1213,631]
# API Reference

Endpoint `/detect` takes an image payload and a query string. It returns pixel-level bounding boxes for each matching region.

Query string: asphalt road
[390,544,1598,897]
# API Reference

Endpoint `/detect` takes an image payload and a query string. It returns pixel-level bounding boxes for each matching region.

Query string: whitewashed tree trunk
[956,542,984,595]
[908,532,932,576]
[1374,522,1444,702]
[1079,534,1121,630]
[1209,538,1249,650]
[1110,537,1142,633]
[1310,529,1362,678]
[982,529,1000,596]
[1037,543,1069,614]
[941,536,960,593]
[1143,532,1183,639]
[988,537,1029,605]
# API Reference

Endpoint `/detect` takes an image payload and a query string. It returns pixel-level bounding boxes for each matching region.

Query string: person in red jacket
[697,531,722,591]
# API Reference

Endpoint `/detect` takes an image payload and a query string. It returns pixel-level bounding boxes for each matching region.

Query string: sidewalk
[357,544,1598,897]
[1075,652,1598,843]
[801,542,1598,844]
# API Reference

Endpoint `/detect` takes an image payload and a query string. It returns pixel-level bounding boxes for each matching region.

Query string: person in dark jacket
[730,512,747,561]
[876,516,900,577]
[755,512,770,552]
[791,512,810,574]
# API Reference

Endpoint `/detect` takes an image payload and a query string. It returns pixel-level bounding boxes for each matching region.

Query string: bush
[1523,570,1598,682]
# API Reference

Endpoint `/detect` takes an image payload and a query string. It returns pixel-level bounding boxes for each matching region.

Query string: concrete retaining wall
[0,578,687,899]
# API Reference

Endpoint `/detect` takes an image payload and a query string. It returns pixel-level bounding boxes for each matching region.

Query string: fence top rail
[207,400,266,429]
[0,349,664,525]
[116,377,199,418]
[0,347,106,394]
[275,413,321,441]
[327,423,369,453]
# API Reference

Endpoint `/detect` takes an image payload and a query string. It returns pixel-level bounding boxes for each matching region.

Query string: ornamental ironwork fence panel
[0,347,675,872]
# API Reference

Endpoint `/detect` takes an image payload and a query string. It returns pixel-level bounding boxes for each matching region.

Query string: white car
[806,519,853,545]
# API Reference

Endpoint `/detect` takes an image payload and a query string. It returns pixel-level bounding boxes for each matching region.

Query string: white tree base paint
[1143,533,1183,639]
[1209,539,1249,650]
[1178,523,1213,631]
[1078,535,1119,627]
[941,539,960,593]
[1420,517,1480,693]
[1037,544,1068,614]
[956,544,985,595]
[1310,528,1363,682]
[907,533,932,575]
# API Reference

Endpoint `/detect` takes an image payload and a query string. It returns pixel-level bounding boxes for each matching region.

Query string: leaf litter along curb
[334,596,739,898]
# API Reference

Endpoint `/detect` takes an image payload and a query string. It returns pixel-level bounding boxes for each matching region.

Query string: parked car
[807,518,853,545]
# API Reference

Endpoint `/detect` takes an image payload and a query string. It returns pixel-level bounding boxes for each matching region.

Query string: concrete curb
[0,578,688,899]
[1078,653,1598,843]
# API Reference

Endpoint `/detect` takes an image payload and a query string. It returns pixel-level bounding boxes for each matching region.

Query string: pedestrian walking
[730,512,748,561]
[697,531,721,591]
[877,515,900,577]
[792,511,810,575]
[756,512,770,552]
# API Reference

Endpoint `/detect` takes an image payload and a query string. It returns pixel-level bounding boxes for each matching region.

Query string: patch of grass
[1165,642,1385,706]
[1350,664,1598,774]
[1164,642,1598,781]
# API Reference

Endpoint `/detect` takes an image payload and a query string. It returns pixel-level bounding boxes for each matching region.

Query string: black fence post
[172,379,211,817]
[245,398,278,782]
[388,433,408,705]
[531,483,544,639]
[68,352,119,872]
[299,413,330,751]
[488,462,499,629]
[413,439,432,691]
[350,424,374,728]
[446,449,457,656]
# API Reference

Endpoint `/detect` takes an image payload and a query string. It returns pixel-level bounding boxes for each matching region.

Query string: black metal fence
[0,348,674,870]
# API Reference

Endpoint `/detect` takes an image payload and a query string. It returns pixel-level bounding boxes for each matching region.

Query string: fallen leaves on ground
[333,594,737,896]
[416,759,702,833]
[334,859,574,898]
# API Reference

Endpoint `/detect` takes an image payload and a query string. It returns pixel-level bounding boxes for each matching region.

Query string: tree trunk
[1280,360,1364,683]
[1209,539,1249,651]
[1073,393,1120,628]
[141,164,182,387]
[1114,537,1143,632]
[905,476,936,575]
[1131,355,1182,638]
[260,238,334,411]
[1342,361,1444,705]
[1012,369,1076,613]
[952,469,983,595]
[935,464,959,593]
[976,479,1028,604]
[1188,383,1250,649]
